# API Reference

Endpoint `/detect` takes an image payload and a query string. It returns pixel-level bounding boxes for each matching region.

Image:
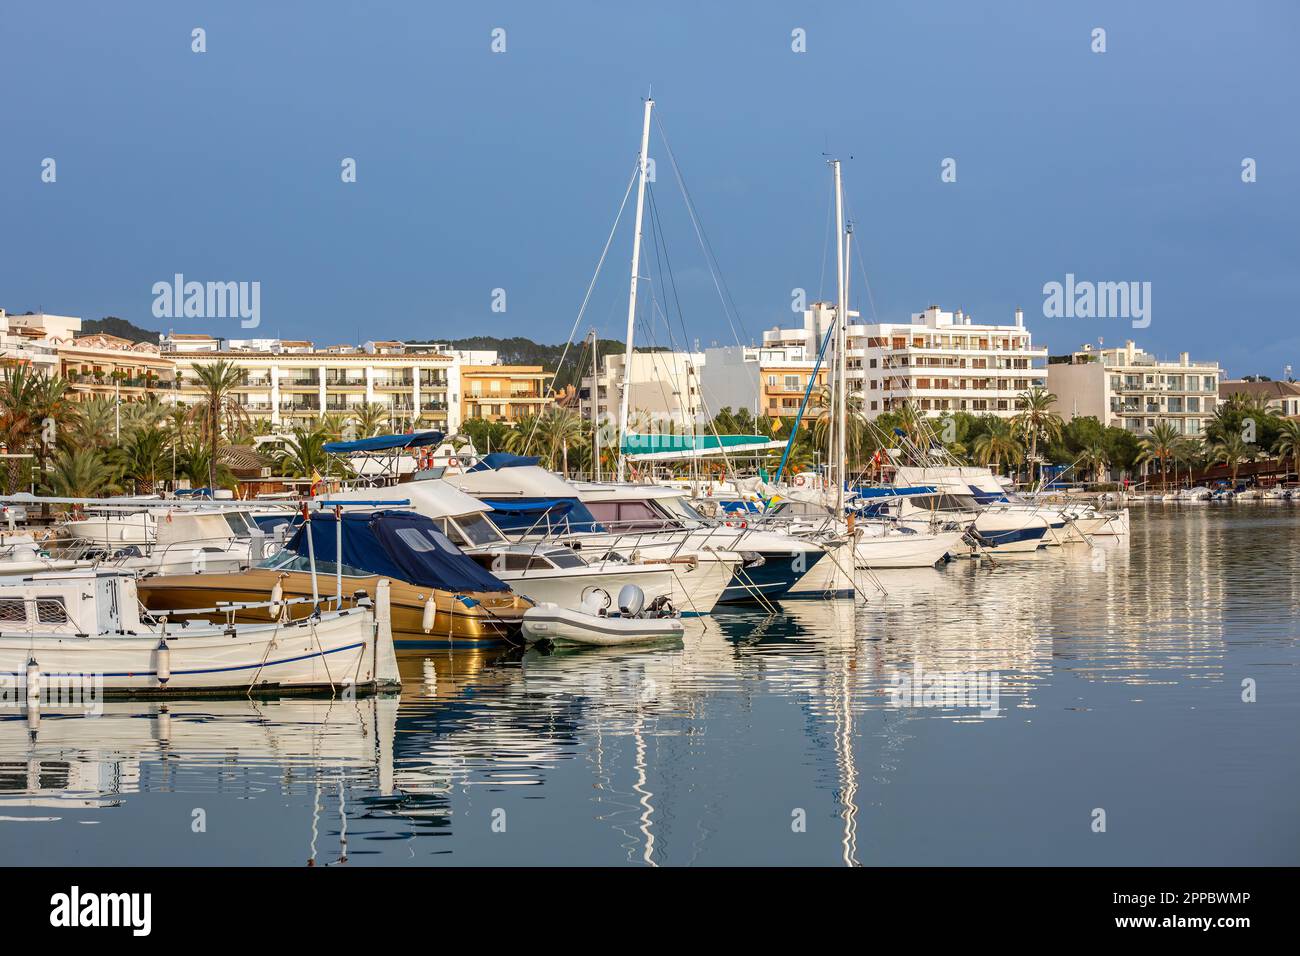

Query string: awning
[467,452,540,472]
[621,433,770,455]
[322,430,445,454]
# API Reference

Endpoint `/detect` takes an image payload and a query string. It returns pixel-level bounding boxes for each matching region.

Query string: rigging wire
[654,113,751,348]
[522,157,640,456]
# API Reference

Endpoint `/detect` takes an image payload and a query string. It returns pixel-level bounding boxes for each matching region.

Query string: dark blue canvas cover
[467,452,540,472]
[322,430,444,454]
[285,510,508,592]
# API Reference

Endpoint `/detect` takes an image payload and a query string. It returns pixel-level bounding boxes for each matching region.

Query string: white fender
[155,639,171,685]
[422,596,437,633]
[270,579,284,618]
[25,657,40,702]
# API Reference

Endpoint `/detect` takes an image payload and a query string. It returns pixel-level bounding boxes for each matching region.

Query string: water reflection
[2,508,1297,865]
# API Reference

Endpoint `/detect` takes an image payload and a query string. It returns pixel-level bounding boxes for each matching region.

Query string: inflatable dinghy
[522,584,684,647]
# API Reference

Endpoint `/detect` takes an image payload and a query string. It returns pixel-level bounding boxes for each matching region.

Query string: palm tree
[177,441,236,490]
[0,366,43,493]
[1273,419,1300,478]
[274,423,347,479]
[1080,441,1110,485]
[538,407,589,476]
[349,402,391,439]
[120,427,171,493]
[972,418,1024,475]
[185,360,248,492]
[1013,386,1063,484]
[1210,433,1256,486]
[810,385,870,471]
[1137,421,1182,491]
[41,448,123,498]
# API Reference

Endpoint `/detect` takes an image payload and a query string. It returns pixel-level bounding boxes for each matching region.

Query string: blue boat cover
[467,452,540,472]
[851,486,938,498]
[479,497,604,533]
[322,430,445,454]
[285,510,509,592]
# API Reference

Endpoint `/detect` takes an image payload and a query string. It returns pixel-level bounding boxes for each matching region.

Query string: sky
[2,1,1297,377]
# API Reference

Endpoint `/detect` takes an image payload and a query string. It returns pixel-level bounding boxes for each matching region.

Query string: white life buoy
[794,473,809,488]
[449,457,459,469]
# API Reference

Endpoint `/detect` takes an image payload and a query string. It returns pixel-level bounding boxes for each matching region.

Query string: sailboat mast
[617,95,655,482]
[590,327,601,482]
[833,160,848,512]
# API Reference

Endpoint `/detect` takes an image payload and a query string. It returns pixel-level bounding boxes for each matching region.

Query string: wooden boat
[1,569,399,695]
[137,510,530,646]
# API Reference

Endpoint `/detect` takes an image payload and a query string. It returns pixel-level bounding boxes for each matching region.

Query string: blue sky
[2,1,1297,376]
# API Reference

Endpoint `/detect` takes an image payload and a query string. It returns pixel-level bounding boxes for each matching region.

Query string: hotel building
[579,350,706,426]
[698,344,826,423]
[762,302,1048,419]
[161,336,549,432]
[1047,341,1223,436]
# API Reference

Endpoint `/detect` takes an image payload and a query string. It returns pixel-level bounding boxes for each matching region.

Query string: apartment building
[1047,340,1222,436]
[166,339,458,432]
[59,333,176,401]
[579,350,706,426]
[460,364,551,422]
[697,344,825,422]
[1218,379,1300,418]
[0,310,79,375]
[763,302,1047,419]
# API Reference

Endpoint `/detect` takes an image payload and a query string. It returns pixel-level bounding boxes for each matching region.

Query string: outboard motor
[616,584,646,618]
[580,587,611,617]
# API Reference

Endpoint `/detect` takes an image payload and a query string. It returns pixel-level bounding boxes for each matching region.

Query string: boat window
[544,549,586,569]
[587,500,663,530]
[36,597,69,625]
[451,513,503,547]
[658,496,708,526]
[221,513,247,534]
[396,527,435,552]
[0,598,25,624]
[268,554,369,577]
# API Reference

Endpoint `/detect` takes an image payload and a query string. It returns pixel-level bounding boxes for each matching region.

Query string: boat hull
[1,607,390,694]
[136,569,529,646]
[521,605,683,646]
[853,530,962,569]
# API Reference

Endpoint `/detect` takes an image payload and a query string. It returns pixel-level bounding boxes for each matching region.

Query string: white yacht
[324,477,721,614]
[0,569,398,694]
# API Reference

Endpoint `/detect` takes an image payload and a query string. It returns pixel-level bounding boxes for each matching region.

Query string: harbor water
[3,506,1297,866]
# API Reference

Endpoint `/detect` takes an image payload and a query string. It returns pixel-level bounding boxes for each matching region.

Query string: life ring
[726,518,748,529]
[794,473,809,488]
[449,457,459,469]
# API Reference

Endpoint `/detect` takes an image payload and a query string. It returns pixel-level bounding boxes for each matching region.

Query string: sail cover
[285,510,509,593]
[322,431,445,454]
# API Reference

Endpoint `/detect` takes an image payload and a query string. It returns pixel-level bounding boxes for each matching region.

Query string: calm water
[3,506,1298,866]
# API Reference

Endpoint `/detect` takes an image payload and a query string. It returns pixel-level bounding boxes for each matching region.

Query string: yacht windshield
[450,512,505,546]
[257,549,369,577]
[656,496,710,528]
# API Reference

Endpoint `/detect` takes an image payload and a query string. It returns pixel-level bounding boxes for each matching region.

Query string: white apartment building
[579,350,706,426]
[763,302,1047,419]
[1047,341,1222,437]
[165,339,459,433]
[0,310,80,374]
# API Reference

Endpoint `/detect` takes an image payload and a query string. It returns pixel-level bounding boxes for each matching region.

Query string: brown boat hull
[137,569,529,646]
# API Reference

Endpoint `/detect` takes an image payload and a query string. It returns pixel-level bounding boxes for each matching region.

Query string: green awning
[621,433,770,455]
